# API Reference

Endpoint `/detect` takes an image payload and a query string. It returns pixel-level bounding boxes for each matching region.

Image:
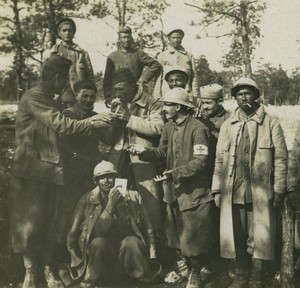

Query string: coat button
[81,238,85,242]
[90,215,93,218]
[83,227,87,231]
[244,176,248,180]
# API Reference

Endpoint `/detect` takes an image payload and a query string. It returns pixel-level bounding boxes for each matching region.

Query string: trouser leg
[84,237,113,284]
[119,235,148,279]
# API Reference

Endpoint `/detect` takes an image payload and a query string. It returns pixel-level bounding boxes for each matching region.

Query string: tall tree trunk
[281,197,295,288]
[240,0,252,78]
[43,0,57,46]
[12,0,25,100]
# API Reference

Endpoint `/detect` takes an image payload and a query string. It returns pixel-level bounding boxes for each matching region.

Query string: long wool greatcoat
[212,105,288,260]
[107,86,165,232]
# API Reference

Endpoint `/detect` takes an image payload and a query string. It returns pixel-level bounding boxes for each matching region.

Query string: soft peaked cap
[200,84,223,99]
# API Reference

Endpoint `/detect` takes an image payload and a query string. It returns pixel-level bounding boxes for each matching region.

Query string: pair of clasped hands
[128,144,172,183]
[88,98,132,128]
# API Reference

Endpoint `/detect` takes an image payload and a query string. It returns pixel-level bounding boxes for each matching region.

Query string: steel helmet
[163,87,194,108]
[164,66,188,81]
[231,77,260,99]
[93,161,118,178]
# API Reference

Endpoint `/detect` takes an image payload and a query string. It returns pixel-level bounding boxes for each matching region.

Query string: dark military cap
[118,26,132,35]
[57,18,76,34]
[43,54,72,74]
[112,68,136,86]
[73,80,97,94]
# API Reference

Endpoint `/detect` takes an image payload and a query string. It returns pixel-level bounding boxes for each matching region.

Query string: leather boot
[249,258,263,288]
[228,257,249,288]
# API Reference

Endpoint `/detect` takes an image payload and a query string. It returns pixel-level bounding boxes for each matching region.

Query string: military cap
[164,66,188,81]
[73,81,97,94]
[200,84,223,99]
[231,77,260,99]
[57,18,76,34]
[112,68,136,87]
[163,87,194,108]
[118,26,132,34]
[93,161,118,178]
[43,54,72,74]
[167,27,185,37]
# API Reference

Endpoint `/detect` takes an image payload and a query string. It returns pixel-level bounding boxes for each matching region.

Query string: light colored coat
[212,105,288,260]
[44,41,95,91]
[153,45,199,99]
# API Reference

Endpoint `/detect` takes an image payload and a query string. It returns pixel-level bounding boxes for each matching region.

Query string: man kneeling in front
[60,161,161,288]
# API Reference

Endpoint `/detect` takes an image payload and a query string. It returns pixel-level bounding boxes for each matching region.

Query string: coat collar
[87,186,101,204]
[229,104,265,125]
[131,85,149,108]
[51,39,83,53]
[166,45,187,55]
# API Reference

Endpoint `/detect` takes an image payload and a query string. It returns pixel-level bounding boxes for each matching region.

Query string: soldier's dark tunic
[141,116,218,256]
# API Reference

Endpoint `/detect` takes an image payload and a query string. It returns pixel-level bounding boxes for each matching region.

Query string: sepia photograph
[0,0,300,287]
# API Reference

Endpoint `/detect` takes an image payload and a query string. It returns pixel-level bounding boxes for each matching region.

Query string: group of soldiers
[9,17,300,288]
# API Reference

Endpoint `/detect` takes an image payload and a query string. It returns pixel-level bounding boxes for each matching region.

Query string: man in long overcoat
[9,55,113,288]
[212,78,288,288]
[61,161,162,288]
[104,68,165,258]
[130,88,217,288]
[287,122,300,274]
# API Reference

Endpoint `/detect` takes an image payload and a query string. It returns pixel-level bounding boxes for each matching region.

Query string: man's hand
[153,170,172,182]
[128,144,146,155]
[114,105,131,122]
[89,112,115,128]
[273,194,284,210]
[214,194,221,208]
[106,186,123,214]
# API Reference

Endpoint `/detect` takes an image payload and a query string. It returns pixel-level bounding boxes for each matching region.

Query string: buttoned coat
[288,123,300,205]
[212,105,288,260]
[66,187,147,280]
[153,45,199,99]
[44,41,95,92]
[141,116,212,211]
[105,86,164,232]
[103,48,161,99]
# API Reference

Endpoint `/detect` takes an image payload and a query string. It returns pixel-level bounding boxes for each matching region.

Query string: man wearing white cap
[61,160,162,288]
[153,28,199,101]
[212,77,288,288]
[197,83,230,185]
[129,88,217,288]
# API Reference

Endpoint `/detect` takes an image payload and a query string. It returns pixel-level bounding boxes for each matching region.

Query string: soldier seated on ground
[59,161,162,288]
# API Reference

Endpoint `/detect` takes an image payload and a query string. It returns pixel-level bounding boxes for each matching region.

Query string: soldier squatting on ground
[8,16,300,288]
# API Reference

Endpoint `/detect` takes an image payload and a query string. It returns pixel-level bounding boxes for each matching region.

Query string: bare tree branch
[185,2,242,22]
